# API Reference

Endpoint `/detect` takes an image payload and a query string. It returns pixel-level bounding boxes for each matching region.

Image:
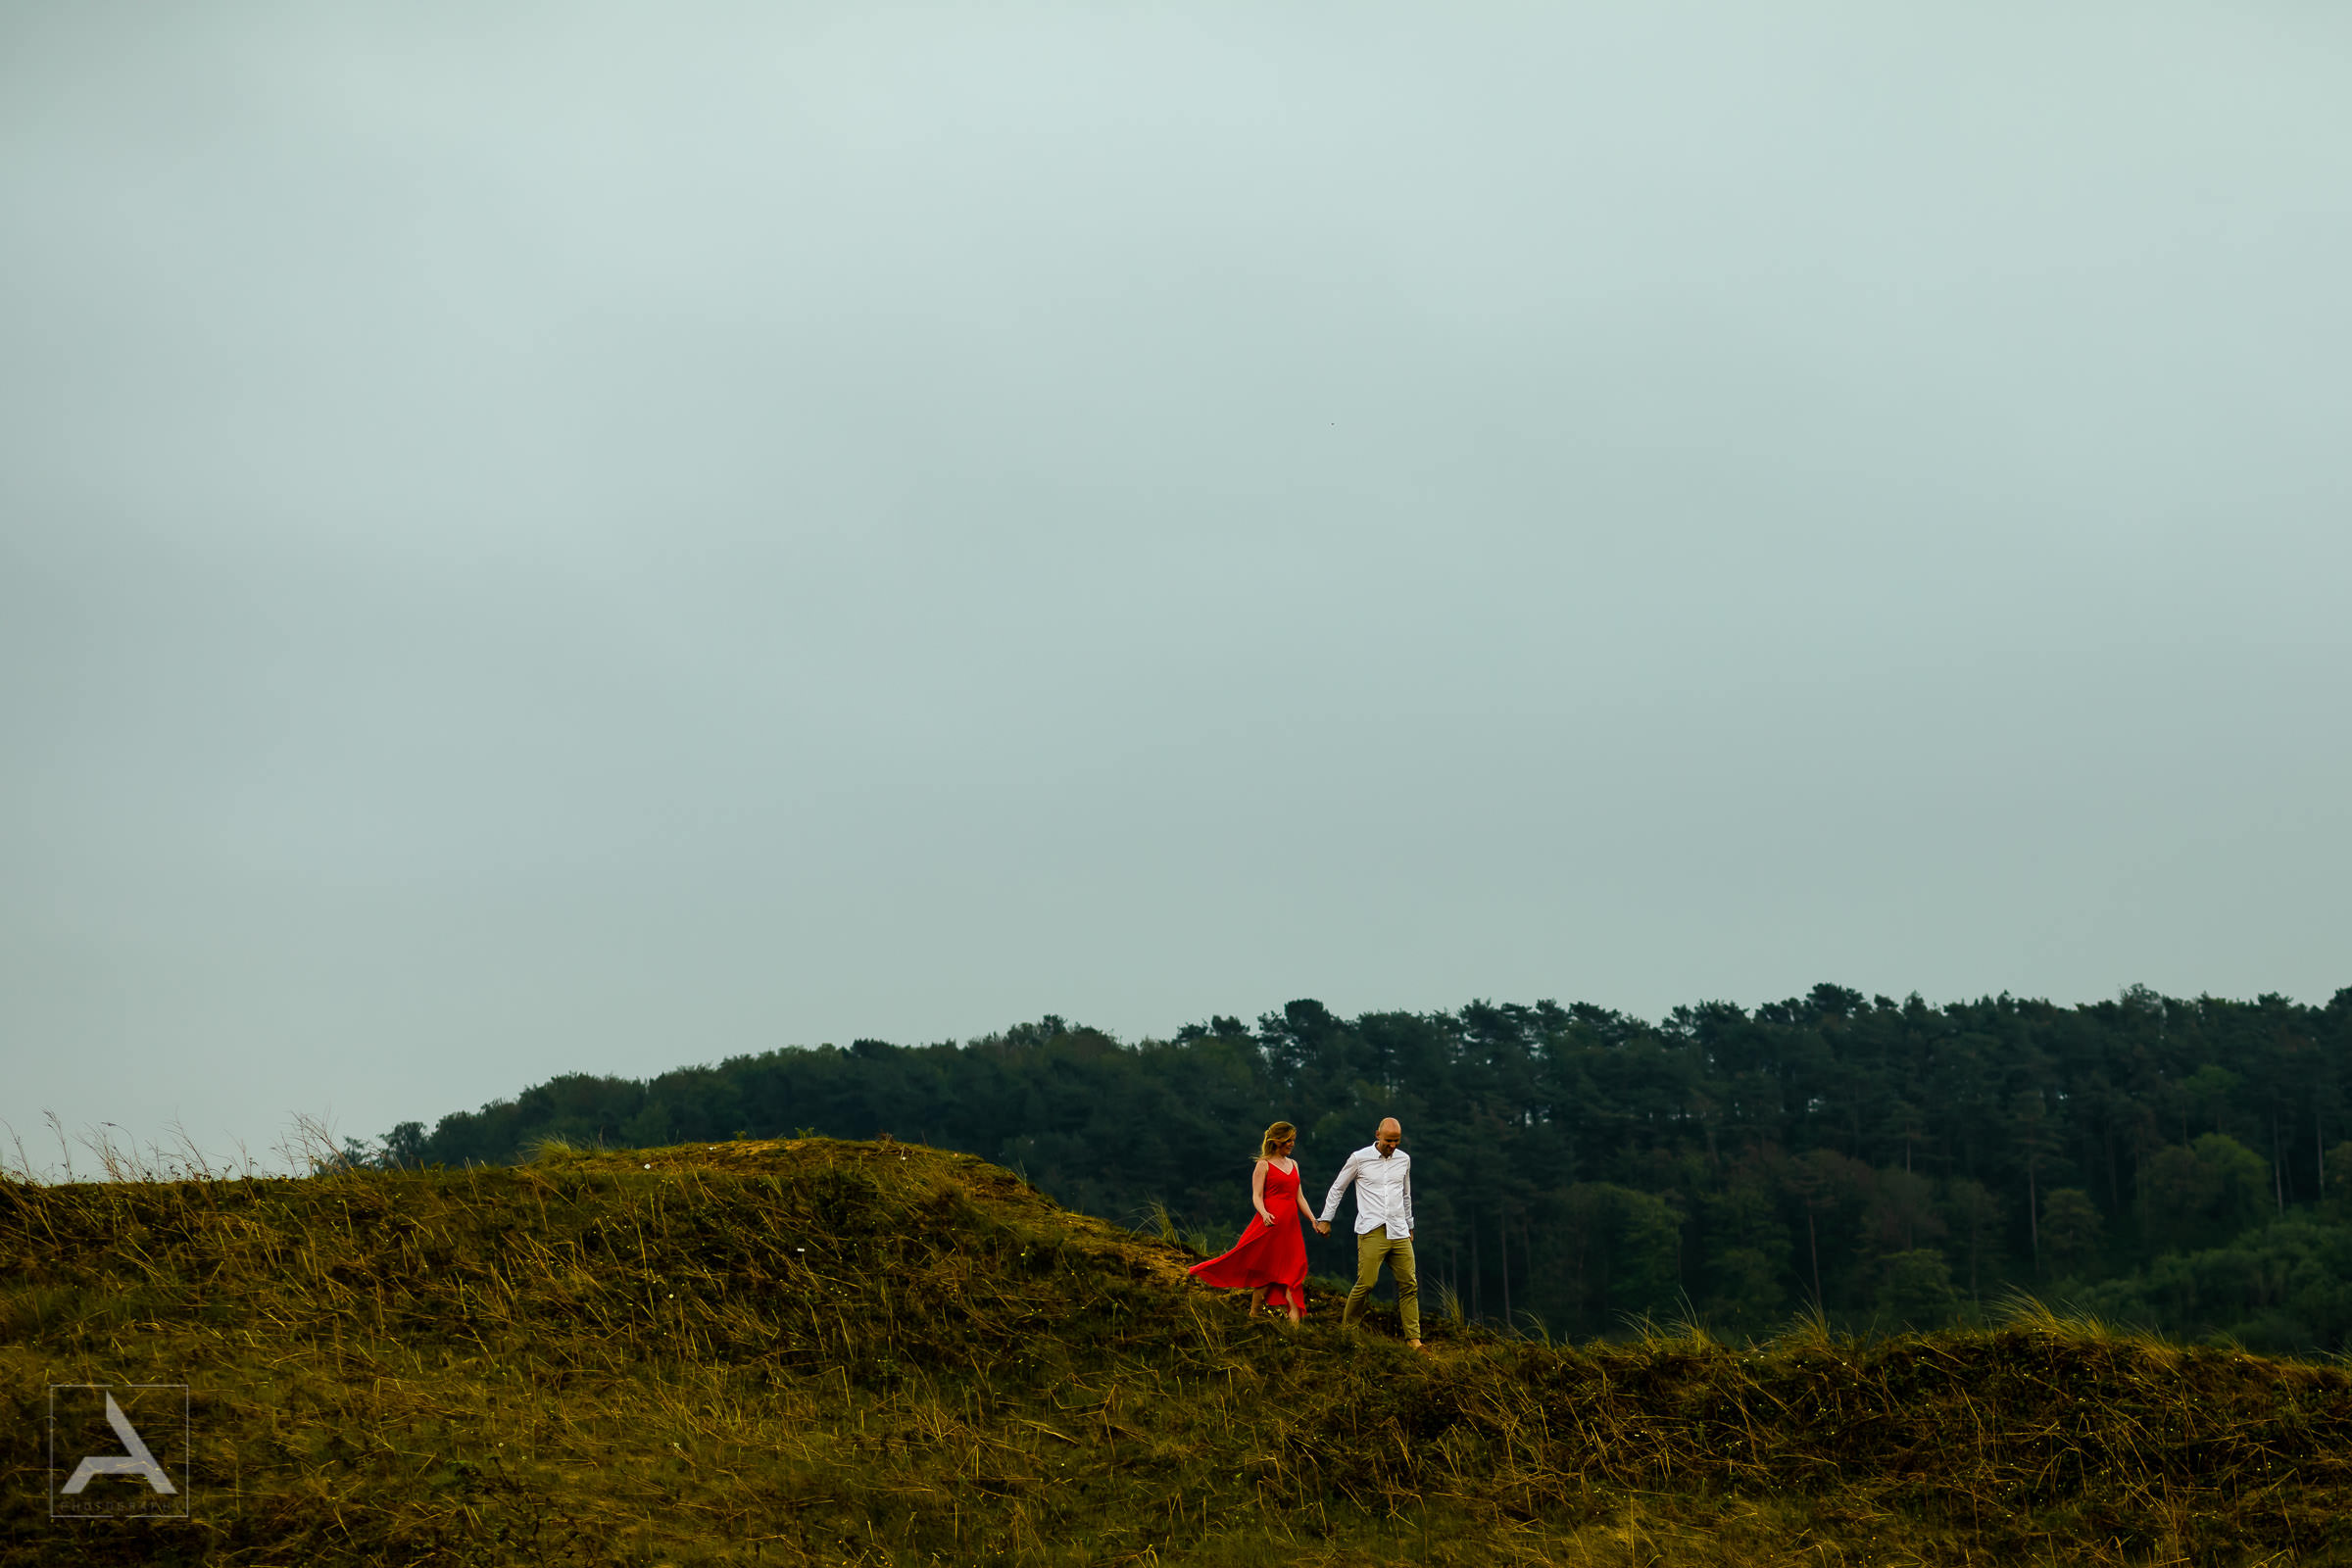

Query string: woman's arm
[1296,1177,1318,1223]
[1252,1160,1273,1225]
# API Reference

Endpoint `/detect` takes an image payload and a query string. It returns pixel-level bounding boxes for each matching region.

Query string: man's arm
[1399,1162,1414,1236]
[1319,1150,1362,1223]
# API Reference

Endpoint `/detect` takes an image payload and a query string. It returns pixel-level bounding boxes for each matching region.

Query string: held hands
[1314,1221,1331,1235]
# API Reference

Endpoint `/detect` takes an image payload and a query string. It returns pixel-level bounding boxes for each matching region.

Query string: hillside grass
[7,1137,2352,1566]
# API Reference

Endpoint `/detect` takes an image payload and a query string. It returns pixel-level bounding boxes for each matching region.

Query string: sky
[4,1,2348,1173]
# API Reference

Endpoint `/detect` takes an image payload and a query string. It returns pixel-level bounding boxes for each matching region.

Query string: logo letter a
[61,1394,176,1494]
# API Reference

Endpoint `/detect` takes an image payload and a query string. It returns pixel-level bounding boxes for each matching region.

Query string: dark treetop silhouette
[379,985,2352,1348]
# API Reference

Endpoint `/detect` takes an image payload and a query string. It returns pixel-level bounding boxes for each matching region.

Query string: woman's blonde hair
[1257,1121,1298,1162]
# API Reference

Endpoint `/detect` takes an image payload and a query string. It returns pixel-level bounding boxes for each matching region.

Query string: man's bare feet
[1408,1340,1427,1351]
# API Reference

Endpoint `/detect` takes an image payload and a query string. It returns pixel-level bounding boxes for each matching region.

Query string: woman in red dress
[1187,1121,1316,1323]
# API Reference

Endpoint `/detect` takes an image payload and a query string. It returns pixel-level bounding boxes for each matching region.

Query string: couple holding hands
[1185,1116,1422,1349]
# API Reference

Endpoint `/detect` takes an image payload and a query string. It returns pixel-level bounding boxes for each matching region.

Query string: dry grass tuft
[6,1137,2352,1564]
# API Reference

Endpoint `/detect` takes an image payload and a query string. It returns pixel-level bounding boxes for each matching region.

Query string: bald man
[1316,1116,1421,1348]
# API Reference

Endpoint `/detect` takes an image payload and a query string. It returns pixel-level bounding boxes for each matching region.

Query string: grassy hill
[8,1139,2352,1566]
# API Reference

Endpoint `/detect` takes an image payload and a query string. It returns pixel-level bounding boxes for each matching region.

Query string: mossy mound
[6,1138,2352,1565]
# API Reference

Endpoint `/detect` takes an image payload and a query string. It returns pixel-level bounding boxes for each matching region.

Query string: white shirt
[1320,1144,1414,1239]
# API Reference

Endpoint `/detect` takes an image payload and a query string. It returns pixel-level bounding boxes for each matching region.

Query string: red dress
[1188,1160,1310,1312]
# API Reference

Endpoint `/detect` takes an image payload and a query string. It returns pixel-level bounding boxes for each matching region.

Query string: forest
[373,984,2352,1350]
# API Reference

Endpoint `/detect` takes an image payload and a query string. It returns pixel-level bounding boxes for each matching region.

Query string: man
[1316,1116,1422,1349]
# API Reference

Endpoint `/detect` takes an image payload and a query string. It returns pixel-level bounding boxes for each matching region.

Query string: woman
[1186,1121,1317,1323]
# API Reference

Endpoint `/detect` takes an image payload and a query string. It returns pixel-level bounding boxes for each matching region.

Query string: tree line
[371,983,2352,1349]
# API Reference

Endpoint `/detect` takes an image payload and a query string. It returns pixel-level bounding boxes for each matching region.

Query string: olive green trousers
[1343,1225,1419,1341]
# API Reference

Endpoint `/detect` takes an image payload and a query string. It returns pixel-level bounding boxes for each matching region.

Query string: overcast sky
[4,1,2348,1171]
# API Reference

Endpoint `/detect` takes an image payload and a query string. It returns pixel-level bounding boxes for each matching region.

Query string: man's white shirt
[1320,1145,1413,1239]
